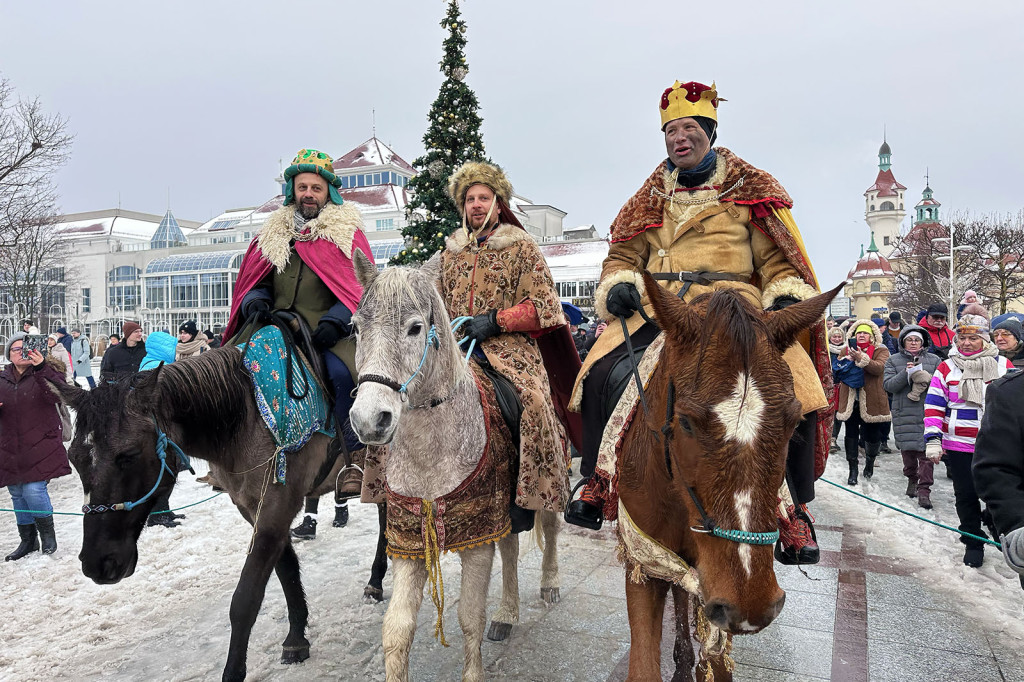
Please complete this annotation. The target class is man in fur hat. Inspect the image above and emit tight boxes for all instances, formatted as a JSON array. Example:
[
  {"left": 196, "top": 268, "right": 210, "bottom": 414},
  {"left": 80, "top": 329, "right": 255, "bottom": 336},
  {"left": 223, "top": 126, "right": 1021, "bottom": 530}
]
[
  {"left": 436, "top": 161, "right": 580, "bottom": 524},
  {"left": 223, "top": 149, "right": 374, "bottom": 508},
  {"left": 566, "top": 81, "right": 833, "bottom": 565}
]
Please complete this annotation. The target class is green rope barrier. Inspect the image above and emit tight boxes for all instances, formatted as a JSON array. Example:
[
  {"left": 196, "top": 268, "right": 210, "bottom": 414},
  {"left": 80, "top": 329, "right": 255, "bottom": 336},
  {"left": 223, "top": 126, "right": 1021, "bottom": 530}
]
[
  {"left": 0, "top": 492, "right": 225, "bottom": 518},
  {"left": 820, "top": 477, "right": 1001, "bottom": 548}
]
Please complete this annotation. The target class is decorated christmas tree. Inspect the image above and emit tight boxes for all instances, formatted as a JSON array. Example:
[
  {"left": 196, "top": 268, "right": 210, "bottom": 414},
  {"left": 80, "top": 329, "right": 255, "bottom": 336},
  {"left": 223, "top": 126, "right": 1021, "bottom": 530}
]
[{"left": 392, "top": 0, "right": 487, "bottom": 265}]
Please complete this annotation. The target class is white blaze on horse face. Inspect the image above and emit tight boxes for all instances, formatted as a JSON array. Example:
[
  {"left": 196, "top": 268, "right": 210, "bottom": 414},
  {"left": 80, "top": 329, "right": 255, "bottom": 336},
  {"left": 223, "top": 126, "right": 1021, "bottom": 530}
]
[
  {"left": 734, "top": 489, "right": 753, "bottom": 577},
  {"left": 713, "top": 372, "right": 765, "bottom": 446}
]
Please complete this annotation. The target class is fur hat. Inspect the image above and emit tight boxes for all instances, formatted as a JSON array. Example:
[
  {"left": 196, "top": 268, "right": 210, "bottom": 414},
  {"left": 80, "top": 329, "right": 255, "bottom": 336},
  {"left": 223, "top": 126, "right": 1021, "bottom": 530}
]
[
  {"left": 447, "top": 161, "right": 513, "bottom": 213},
  {"left": 121, "top": 320, "right": 142, "bottom": 338}
]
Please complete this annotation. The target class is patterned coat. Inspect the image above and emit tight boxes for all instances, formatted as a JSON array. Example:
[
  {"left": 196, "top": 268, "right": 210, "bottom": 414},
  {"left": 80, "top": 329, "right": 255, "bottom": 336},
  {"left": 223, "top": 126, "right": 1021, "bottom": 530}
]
[{"left": 439, "top": 223, "right": 570, "bottom": 513}]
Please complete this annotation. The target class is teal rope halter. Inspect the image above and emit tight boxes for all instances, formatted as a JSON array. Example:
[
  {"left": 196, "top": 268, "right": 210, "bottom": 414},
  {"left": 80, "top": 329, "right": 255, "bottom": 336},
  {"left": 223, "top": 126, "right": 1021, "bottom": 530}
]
[
  {"left": 711, "top": 527, "right": 780, "bottom": 545},
  {"left": 81, "top": 419, "right": 193, "bottom": 515}
]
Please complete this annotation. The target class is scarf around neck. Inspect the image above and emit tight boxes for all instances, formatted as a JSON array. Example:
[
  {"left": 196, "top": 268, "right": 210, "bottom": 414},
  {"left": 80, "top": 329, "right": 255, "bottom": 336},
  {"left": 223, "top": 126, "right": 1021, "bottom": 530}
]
[
  {"left": 949, "top": 343, "right": 1001, "bottom": 406},
  {"left": 666, "top": 149, "right": 718, "bottom": 187}
]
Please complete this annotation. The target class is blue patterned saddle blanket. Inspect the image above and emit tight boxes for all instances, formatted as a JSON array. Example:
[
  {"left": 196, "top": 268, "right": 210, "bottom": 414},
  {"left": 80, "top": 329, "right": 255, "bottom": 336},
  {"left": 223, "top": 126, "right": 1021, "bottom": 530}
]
[{"left": 238, "top": 326, "right": 334, "bottom": 484}]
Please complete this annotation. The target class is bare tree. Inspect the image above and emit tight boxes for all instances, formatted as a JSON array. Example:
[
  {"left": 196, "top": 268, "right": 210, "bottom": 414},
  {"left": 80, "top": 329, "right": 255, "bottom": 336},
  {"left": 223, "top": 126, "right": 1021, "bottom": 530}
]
[
  {"left": 0, "top": 76, "right": 74, "bottom": 328},
  {"left": 958, "top": 211, "right": 1024, "bottom": 315}
]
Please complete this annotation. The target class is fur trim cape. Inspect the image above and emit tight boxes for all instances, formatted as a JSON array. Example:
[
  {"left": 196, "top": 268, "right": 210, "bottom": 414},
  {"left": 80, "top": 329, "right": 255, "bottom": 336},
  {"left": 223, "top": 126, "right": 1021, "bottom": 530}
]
[{"left": 222, "top": 202, "right": 373, "bottom": 341}]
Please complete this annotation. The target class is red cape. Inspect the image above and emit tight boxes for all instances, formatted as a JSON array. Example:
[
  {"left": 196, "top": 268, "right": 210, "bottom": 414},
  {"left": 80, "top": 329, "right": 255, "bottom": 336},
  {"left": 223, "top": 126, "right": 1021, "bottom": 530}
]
[
  {"left": 223, "top": 230, "right": 374, "bottom": 341},
  {"left": 537, "top": 325, "right": 584, "bottom": 452}
]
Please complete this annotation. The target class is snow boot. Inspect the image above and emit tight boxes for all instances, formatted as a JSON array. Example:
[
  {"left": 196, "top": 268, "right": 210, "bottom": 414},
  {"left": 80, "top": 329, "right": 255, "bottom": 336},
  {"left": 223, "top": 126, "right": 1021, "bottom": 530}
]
[
  {"left": 146, "top": 512, "right": 180, "bottom": 528},
  {"left": 905, "top": 478, "right": 918, "bottom": 498},
  {"left": 880, "top": 441, "right": 893, "bottom": 454},
  {"left": 35, "top": 516, "right": 57, "bottom": 555},
  {"left": 845, "top": 438, "right": 859, "bottom": 485},
  {"left": 963, "top": 547, "right": 984, "bottom": 568},
  {"left": 829, "top": 437, "right": 840, "bottom": 454},
  {"left": 291, "top": 515, "right": 317, "bottom": 540},
  {"left": 332, "top": 503, "right": 349, "bottom": 528},
  {"left": 917, "top": 490, "right": 932, "bottom": 509},
  {"left": 863, "top": 442, "right": 879, "bottom": 479},
  {"left": 5, "top": 523, "right": 39, "bottom": 561}
]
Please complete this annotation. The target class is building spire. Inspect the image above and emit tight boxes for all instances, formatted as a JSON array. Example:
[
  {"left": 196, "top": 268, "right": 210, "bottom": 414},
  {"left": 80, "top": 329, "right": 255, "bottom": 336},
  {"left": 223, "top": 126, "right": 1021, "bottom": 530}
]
[
  {"left": 867, "top": 231, "right": 879, "bottom": 253},
  {"left": 860, "top": 243, "right": 864, "bottom": 258}
]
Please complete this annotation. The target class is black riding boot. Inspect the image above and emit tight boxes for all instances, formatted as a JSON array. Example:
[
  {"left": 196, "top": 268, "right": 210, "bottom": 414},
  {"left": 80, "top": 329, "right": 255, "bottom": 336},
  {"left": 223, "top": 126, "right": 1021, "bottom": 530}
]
[
  {"left": 5, "top": 523, "right": 39, "bottom": 561},
  {"left": 863, "top": 441, "right": 880, "bottom": 479},
  {"left": 36, "top": 516, "right": 57, "bottom": 554},
  {"left": 845, "top": 437, "right": 859, "bottom": 485}
]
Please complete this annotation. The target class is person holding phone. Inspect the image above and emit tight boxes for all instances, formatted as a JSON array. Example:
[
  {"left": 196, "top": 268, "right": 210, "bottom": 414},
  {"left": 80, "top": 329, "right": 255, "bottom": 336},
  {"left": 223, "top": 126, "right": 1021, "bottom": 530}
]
[
  {"left": 834, "top": 320, "right": 891, "bottom": 485},
  {"left": 0, "top": 332, "right": 72, "bottom": 560}
]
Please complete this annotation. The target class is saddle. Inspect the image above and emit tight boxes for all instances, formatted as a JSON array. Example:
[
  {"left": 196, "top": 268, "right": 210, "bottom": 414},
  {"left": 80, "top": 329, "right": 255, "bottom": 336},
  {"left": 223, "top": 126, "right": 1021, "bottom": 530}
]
[
  {"left": 474, "top": 357, "right": 534, "bottom": 533},
  {"left": 601, "top": 334, "right": 655, "bottom": 423}
]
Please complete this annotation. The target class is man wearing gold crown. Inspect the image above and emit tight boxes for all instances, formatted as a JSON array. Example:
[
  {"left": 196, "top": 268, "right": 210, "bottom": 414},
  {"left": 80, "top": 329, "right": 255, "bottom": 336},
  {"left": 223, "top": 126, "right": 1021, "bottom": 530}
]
[
  {"left": 435, "top": 161, "right": 581, "bottom": 523},
  {"left": 564, "top": 82, "right": 834, "bottom": 565},
  {"left": 223, "top": 149, "right": 375, "bottom": 522}
]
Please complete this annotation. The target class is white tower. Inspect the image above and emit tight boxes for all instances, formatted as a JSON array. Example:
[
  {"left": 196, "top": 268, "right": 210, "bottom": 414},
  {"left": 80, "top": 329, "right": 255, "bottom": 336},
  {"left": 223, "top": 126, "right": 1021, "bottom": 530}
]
[{"left": 863, "top": 139, "right": 907, "bottom": 256}]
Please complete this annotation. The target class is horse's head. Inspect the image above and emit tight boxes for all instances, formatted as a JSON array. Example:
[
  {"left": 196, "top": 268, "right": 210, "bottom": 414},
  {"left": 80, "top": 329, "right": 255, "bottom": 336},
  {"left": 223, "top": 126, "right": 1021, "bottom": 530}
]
[
  {"left": 641, "top": 273, "right": 841, "bottom": 634},
  {"left": 48, "top": 371, "right": 176, "bottom": 584},
  {"left": 349, "top": 250, "right": 464, "bottom": 444}
]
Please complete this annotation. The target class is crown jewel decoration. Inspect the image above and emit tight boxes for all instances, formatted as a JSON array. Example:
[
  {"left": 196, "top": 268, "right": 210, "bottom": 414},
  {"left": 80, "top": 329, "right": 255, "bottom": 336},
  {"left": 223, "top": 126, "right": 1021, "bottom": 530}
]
[{"left": 659, "top": 81, "right": 723, "bottom": 129}]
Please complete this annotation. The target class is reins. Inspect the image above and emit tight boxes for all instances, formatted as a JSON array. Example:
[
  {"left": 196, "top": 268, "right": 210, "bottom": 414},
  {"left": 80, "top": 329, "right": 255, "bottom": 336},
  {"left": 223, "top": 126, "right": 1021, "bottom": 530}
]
[{"left": 82, "top": 417, "right": 194, "bottom": 515}]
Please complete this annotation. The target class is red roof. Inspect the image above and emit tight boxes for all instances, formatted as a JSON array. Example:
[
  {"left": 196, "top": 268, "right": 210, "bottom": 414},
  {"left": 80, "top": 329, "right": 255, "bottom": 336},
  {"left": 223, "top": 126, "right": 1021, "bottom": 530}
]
[
  {"left": 338, "top": 185, "right": 409, "bottom": 212},
  {"left": 334, "top": 137, "right": 416, "bottom": 174},
  {"left": 865, "top": 168, "right": 907, "bottom": 197},
  {"left": 848, "top": 250, "right": 894, "bottom": 279}
]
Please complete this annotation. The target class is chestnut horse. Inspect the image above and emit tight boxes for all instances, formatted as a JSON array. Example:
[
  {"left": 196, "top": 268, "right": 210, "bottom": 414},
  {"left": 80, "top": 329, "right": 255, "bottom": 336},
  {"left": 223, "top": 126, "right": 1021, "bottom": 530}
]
[{"left": 615, "top": 272, "right": 840, "bottom": 681}]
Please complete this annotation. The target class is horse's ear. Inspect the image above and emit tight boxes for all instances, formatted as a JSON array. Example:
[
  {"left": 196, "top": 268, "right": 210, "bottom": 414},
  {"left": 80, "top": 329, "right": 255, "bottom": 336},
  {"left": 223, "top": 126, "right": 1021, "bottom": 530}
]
[
  {"left": 353, "top": 248, "right": 377, "bottom": 288},
  {"left": 421, "top": 252, "right": 442, "bottom": 281},
  {"left": 641, "top": 270, "right": 697, "bottom": 339},
  {"left": 45, "top": 377, "right": 90, "bottom": 412},
  {"left": 764, "top": 282, "right": 844, "bottom": 352}
]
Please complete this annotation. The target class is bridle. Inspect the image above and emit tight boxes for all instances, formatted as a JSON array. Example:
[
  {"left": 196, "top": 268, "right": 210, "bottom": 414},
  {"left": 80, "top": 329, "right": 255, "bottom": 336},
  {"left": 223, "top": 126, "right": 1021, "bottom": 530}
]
[
  {"left": 620, "top": 313, "right": 779, "bottom": 547},
  {"left": 81, "top": 418, "right": 194, "bottom": 515}
]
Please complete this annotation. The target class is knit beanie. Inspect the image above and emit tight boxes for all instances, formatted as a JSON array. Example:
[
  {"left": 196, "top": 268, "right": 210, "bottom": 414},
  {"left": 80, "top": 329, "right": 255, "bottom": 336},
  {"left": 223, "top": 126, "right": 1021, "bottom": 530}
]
[
  {"left": 121, "top": 321, "right": 142, "bottom": 338},
  {"left": 6, "top": 331, "right": 27, "bottom": 359},
  {"left": 854, "top": 323, "right": 874, "bottom": 335},
  {"left": 956, "top": 314, "right": 990, "bottom": 340},
  {"left": 994, "top": 317, "right": 1024, "bottom": 343},
  {"left": 179, "top": 320, "right": 199, "bottom": 338}
]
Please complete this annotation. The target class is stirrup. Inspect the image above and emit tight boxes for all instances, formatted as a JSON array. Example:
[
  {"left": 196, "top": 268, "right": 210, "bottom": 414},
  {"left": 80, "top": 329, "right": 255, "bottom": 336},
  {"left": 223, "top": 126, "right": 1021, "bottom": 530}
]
[{"left": 563, "top": 477, "right": 604, "bottom": 531}]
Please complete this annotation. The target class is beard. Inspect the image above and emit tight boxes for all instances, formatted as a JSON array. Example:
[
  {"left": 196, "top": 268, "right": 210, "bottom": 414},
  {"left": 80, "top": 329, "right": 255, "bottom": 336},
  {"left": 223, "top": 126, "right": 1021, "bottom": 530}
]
[{"left": 298, "top": 198, "right": 325, "bottom": 219}]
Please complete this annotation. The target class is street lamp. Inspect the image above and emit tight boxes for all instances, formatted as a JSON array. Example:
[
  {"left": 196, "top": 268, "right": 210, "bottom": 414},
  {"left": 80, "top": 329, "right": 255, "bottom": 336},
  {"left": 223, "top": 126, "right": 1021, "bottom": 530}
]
[{"left": 933, "top": 223, "right": 974, "bottom": 315}]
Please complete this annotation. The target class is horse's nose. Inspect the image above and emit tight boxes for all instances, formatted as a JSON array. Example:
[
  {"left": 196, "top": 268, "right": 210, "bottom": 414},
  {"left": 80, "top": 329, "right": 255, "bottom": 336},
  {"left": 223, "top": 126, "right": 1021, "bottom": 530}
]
[
  {"left": 376, "top": 410, "right": 393, "bottom": 432},
  {"left": 706, "top": 592, "right": 785, "bottom": 634}
]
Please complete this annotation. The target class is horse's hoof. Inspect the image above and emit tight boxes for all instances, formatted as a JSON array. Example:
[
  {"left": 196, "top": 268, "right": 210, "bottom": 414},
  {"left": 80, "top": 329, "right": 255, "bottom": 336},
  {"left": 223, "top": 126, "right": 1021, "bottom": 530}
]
[
  {"left": 281, "top": 644, "right": 310, "bottom": 664},
  {"left": 487, "top": 620, "right": 513, "bottom": 641},
  {"left": 363, "top": 585, "right": 385, "bottom": 603},
  {"left": 540, "top": 587, "right": 560, "bottom": 605}
]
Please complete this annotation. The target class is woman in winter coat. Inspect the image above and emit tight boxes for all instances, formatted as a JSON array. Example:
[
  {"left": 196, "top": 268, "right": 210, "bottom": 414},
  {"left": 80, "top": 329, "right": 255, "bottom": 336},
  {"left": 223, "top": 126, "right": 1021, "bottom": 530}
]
[
  {"left": 924, "top": 313, "right": 1013, "bottom": 568},
  {"left": 175, "top": 320, "right": 209, "bottom": 361},
  {"left": 45, "top": 333, "right": 74, "bottom": 383},
  {"left": 827, "top": 326, "right": 846, "bottom": 453},
  {"left": 835, "top": 320, "right": 891, "bottom": 485},
  {"left": 991, "top": 314, "right": 1024, "bottom": 369},
  {"left": 882, "top": 326, "right": 941, "bottom": 509},
  {"left": 70, "top": 330, "right": 95, "bottom": 388},
  {"left": 0, "top": 332, "right": 72, "bottom": 560}
]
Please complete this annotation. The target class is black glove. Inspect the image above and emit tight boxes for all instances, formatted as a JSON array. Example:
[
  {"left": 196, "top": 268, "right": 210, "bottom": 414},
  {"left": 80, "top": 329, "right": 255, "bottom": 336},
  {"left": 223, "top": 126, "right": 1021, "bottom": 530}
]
[
  {"left": 463, "top": 310, "right": 501, "bottom": 345},
  {"left": 311, "top": 321, "right": 343, "bottom": 352},
  {"left": 767, "top": 295, "right": 800, "bottom": 312},
  {"left": 605, "top": 282, "right": 642, "bottom": 318},
  {"left": 244, "top": 298, "right": 272, "bottom": 324}
]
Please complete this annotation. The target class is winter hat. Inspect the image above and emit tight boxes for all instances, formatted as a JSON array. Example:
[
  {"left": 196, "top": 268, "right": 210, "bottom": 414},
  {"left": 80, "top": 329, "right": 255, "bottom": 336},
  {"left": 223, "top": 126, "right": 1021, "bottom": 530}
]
[
  {"left": 283, "top": 148, "right": 343, "bottom": 207},
  {"left": 447, "top": 161, "right": 514, "bottom": 212},
  {"left": 956, "top": 314, "right": 990, "bottom": 339},
  {"left": 903, "top": 331, "right": 925, "bottom": 344},
  {"left": 960, "top": 303, "right": 989, "bottom": 318},
  {"left": 888, "top": 312, "right": 902, "bottom": 326},
  {"left": 854, "top": 323, "right": 874, "bottom": 335},
  {"left": 960, "top": 290, "right": 979, "bottom": 304},
  {"left": 56, "top": 326, "right": 68, "bottom": 336},
  {"left": 121, "top": 321, "right": 142, "bottom": 338},
  {"left": 5, "top": 331, "right": 27, "bottom": 359},
  {"left": 202, "top": 329, "right": 215, "bottom": 341},
  {"left": 993, "top": 317, "right": 1024, "bottom": 343},
  {"left": 870, "top": 316, "right": 885, "bottom": 328},
  {"left": 178, "top": 320, "right": 199, "bottom": 338},
  {"left": 926, "top": 302, "right": 948, "bottom": 318}
]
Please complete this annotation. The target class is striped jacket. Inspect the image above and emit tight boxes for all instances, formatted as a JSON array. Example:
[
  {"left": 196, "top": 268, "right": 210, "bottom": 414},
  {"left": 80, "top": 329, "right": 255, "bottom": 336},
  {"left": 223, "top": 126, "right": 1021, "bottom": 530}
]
[{"left": 924, "top": 353, "right": 1013, "bottom": 453}]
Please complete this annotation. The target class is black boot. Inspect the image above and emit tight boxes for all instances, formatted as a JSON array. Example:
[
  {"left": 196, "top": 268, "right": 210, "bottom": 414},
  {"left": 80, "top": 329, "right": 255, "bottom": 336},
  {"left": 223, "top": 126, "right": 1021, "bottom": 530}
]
[
  {"left": 146, "top": 512, "right": 180, "bottom": 528},
  {"left": 863, "top": 442, "right": 879, "bottom": 479},
  {"left": 5, "top": 523, "right": 39, "bottom": 561},
  {"left": 332, "top": 503, "right": 349, "bottom": 528},
  {"left": 291, "top": 515, "right": 317, "bottom": 540},
  {"left": 35, "top": 516, "right": 57, "bottom": 555},
  {"left": 845, "top": 438, "right": 859, "bottom": 485}
]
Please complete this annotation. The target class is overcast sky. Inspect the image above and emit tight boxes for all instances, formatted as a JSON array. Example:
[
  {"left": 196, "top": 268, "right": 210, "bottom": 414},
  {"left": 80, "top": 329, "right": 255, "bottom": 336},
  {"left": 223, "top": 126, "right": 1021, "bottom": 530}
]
[{"left": 2, "top": 1, "right": 1022, "bottom": 287}]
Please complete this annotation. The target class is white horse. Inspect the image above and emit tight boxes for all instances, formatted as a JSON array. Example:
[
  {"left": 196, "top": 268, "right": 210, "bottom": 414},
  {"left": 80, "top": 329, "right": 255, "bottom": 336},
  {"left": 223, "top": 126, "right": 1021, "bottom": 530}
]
[{"left": 349, "top": 252, "right": 561, "bottom": 682}]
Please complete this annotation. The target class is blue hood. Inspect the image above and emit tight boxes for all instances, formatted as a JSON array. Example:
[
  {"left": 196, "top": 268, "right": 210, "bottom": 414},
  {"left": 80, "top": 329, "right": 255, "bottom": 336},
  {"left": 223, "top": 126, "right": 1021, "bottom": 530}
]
[{"left": 139, "top": 331, "right": 177, "bottom": 370}]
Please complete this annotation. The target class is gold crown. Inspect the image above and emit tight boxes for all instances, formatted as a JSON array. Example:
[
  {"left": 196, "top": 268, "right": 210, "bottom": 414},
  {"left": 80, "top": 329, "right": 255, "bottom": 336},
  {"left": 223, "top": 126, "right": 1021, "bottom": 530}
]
[{"left": 659, "top": 81, "right": 722, "bottom": 129}]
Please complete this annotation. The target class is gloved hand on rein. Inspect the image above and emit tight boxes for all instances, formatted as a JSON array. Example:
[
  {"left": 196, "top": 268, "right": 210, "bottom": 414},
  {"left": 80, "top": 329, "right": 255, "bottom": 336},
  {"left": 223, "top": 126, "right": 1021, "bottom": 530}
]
[
  {"left": 606, "top": 282, "right": 642, "bottom": 318},
  {"left": 312, "top": 321, "right": 344, "bottom": 352},
  {"left": 462, "top": 310, "right": 501, "bottom": 346},
  {"left": 245, "top": 298, "right": 273, "bottom": 325},
  {"left": 767, "top": 295, "right": 800, "bottom": 312}
]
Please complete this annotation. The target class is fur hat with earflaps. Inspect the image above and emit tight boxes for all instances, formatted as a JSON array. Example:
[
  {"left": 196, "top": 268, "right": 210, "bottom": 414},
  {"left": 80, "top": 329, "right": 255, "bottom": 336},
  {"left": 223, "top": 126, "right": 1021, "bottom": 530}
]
[{"left": 447, "top": 161, "right": 514, "bottom": 214}]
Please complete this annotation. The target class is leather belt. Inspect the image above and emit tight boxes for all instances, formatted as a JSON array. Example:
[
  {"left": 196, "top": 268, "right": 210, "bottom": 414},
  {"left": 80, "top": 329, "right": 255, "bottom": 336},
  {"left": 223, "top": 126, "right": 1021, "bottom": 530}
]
[{"left": 650, "top": 271, "right": 749, "bottom": 299}]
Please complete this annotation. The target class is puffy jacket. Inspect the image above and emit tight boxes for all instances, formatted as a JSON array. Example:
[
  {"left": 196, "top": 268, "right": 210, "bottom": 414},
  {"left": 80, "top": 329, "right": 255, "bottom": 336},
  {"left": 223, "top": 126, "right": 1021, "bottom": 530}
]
[
  {"left": 0, "top": 362, "right": 72, "bottom": 487},
  {"left": 882, "top": 325, "right": 941, "bottom": 451},
  {"left": 139, "top": 332, "right": 177, "bottom": 371}
]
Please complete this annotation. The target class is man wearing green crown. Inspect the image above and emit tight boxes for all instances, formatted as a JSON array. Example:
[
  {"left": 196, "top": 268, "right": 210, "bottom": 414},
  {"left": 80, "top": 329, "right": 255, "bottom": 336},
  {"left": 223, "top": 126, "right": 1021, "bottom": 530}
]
[
  {"left": 224, "top": 149, "right": 375, "bottom": 530},
  {"left": 565, "top": 81, "right": 834, "bottom": 566}
]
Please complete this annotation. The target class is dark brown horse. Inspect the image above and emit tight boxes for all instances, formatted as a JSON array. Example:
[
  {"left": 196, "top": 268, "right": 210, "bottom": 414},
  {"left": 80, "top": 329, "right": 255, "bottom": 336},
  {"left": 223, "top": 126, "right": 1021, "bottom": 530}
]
[
  {"left": 616, "top": 273, "right": 840, "bottom": 681},
  {"left": 48, "top": 346, "right": 388, "bottom": 682}
]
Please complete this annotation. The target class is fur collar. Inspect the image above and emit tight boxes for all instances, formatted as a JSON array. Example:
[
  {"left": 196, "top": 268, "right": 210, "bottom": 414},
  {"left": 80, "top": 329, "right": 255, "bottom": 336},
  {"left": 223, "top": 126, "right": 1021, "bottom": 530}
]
[
  {"left": 845, "top": 318, "right": 884, "bottom": 347},
  {"left": 256, "top": 202, "right": 364, "bottom": 272},
  {"left": 445, "top": 223, "right": 531, "bottom": 253}
]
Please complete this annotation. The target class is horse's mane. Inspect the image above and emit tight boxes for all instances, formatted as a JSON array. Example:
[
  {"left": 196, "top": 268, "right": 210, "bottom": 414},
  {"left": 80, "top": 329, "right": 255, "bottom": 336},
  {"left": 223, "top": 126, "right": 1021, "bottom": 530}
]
[{"left": 687, "top": 289, "right": 767, "bottom": 380}]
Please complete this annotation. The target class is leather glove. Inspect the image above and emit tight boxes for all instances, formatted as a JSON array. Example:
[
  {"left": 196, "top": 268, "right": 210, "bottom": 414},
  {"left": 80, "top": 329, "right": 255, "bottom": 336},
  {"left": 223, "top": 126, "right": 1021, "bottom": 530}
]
[
  {"left": 605, "top": 282, "right": 642, "bottom": 318},
  {"left": 244, "top": 298, "right": 272, "bottom": 324},
  {"left": 311, "top": 321, "right": 343, "bottom": 352},
  {"left": 925, "top": 439, "right": 944, "bottom": 463},
  {"left": 767, "top": 295, "right": 800, "bottom": 312},
  {"left": 1002, "top": 527, "right": 1024, "bottom": 576},
  {"left": 463, "top": 310, "right": 501, "bottom": 345}
]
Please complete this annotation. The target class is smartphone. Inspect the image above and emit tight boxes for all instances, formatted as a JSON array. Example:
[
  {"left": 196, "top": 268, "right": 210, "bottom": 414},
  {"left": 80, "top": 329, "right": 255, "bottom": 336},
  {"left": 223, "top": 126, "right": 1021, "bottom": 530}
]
[
  {"left": 21, "top": 334, "right": 49, "bottom": 359},
  {"left": 848, "top": 338, "right": 858, "bottom": 350}
]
